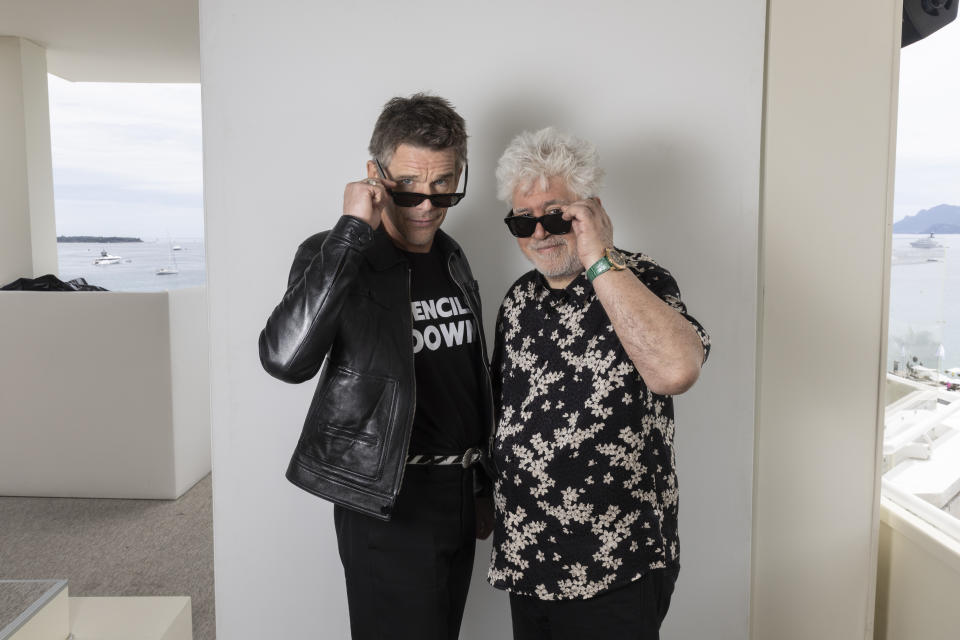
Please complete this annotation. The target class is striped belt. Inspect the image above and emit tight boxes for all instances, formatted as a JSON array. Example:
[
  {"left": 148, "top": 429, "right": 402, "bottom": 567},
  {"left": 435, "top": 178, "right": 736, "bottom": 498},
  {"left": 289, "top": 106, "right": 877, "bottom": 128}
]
[{"left": 406, "top": 447, "right": 482, "bottom": 469}]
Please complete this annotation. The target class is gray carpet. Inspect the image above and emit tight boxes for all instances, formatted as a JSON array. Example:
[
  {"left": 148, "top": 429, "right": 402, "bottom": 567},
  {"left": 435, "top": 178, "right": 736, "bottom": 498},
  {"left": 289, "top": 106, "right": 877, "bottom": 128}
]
[{"left": 0, "top": 474, "right": 214, "bottom": 640}]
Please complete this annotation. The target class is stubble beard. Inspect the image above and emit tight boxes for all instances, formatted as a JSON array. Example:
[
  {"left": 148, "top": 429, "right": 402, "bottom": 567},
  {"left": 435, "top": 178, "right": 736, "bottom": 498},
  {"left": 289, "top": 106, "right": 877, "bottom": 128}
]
[
  {"left": 525, "top": 238, "right": 583, "bottom": 280},
  {"left": 385, "top": 208, "right": 444, "bottom": 251}
]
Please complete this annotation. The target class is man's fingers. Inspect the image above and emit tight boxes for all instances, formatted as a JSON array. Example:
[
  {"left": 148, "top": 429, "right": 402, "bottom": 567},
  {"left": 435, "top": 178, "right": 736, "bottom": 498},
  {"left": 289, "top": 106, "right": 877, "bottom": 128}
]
[
  {"left": 562, "top": 200, "right": 600, "bottom": 223},
  {"left": 566, "top": 198, "right": 603, "bottom": 216},
  {"left": 353, "top": 177, "right": 396, "bottom": 207},
  {"left": 363, "top": 176, "right": 398, "bottom": 189},
  {"left": 358, "top": 176, "right": 397, "bottom": 192},
  {"left": 561, "top": 203, "right": 588, "bottom": 221}
]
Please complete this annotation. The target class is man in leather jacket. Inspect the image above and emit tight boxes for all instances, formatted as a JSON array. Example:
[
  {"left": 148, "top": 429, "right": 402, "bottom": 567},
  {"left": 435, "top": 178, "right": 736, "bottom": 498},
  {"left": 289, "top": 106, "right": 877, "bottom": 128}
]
[{"left": 259, "top": 94, "right": 494, "bottom": 640}]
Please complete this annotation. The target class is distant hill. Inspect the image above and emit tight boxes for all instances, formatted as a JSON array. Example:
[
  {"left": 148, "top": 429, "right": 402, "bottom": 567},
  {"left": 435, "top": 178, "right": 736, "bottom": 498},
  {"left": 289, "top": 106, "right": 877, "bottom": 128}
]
[
  {"left": 924, "top": 223, "right": 960, "bottom": 234},
  {"left": 57, "top": 235, "right": 143, "bottom": 243},
  {"left": 893, "top": 204, "right": 960, "bottom": 234}
]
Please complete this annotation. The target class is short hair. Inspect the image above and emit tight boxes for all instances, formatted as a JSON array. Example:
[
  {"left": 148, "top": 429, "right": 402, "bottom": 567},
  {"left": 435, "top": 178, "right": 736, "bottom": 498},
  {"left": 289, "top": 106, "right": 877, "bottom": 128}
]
[
  {"left": 495, "top": 127, "right": 605, "bottom": 203},
  {"left": 368, "top": 94, "right": 468, "bottom": 170}
]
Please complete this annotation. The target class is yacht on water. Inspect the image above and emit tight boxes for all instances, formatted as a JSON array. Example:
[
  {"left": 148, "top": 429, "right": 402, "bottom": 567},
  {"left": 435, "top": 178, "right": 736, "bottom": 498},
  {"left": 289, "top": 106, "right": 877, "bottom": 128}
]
[
  {"left": 910, "top": 233, "right": 943, "bottom": 249},
  {"left": 93, "top": 250, "right": 122, "bottom": 265}
]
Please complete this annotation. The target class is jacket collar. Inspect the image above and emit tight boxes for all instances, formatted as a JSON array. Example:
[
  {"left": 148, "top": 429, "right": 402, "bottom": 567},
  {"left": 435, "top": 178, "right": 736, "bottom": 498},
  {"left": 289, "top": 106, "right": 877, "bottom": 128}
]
[{"left": 363, "top": 225, "right": 462, "bottom": 271}]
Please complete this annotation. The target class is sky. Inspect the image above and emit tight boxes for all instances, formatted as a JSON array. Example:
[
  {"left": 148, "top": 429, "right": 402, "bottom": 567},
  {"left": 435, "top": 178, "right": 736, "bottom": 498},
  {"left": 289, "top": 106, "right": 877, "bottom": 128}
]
[
  {"left": 44, "top": 20, "right": 958, "bottom": 237},
  {"left": 48, "top": 75, "right": 203, "bottom": 240},
  {"left": 895, "top": 19, "right": 960, "bottom": 222}
]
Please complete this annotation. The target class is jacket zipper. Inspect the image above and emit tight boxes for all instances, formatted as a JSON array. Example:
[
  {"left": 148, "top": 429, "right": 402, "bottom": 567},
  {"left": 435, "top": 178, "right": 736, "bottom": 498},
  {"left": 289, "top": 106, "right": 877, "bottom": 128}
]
[
  {"left": 447, "top": 254, "right": 496, "bottom": 464},
  {"left": 393, "top": 265, "right": 415, "bottom": 509}
]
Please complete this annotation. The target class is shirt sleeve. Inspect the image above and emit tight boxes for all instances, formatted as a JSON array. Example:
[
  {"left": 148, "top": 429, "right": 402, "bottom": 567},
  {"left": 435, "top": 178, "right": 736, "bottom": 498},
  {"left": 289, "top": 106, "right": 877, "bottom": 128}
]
[{"left": 629, "top": 253, "right": 711, "bottom": 364}]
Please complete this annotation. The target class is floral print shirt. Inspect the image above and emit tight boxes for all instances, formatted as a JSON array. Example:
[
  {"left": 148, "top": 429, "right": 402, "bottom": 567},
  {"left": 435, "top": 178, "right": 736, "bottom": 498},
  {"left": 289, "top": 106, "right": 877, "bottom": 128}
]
[{"left": 487, "top": 250, "right": 710, "bottom": 600}]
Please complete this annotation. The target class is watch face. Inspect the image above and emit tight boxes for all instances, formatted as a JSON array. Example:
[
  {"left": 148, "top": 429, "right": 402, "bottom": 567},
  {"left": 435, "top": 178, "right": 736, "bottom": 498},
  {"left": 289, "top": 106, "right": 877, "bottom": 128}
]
[{"left": 606, "top": 248, "right": 627, "bottom": 269}]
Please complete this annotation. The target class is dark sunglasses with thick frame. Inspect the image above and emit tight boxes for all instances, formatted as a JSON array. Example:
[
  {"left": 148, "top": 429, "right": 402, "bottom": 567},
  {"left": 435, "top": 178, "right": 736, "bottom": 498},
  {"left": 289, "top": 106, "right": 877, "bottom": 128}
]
[
  {"left": 503, "top": 209, "right": 573, "bottom": 238},
  {"left": 374, "top": 158, "right": 467, "bottom": 208}
]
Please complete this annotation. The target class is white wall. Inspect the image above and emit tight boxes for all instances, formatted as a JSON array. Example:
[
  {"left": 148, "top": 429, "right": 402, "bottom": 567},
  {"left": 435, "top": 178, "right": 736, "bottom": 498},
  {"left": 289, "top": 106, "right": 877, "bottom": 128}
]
[
  {"left": 875, "top": 499, "right": 960, "bottom": 639},
  {"left": 1, "top": 38, "right": 35, "bottom": 283},
  {"left": 0, "top": 37, "right": 57, "bottom": 284},
  {"left": 20, "top": 39, "right": 57, "bottom": 279},
  {"left": 0, "top": 288, "right": 210, "bottom": 499},
  {"left": 752, "top": 0, "right": 901, "bottom": 638},
  {"left": 201, "top": 1, "right": 765, "bottom": 638},
  {"left": 169, "top": 285, "right": 213, "bottom": 496}
]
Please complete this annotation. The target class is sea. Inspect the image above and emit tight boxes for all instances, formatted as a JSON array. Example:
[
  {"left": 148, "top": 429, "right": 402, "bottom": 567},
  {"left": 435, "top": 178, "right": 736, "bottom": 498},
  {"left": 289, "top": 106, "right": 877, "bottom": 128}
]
[
  {"left": 52, "top": 233, "right": 954, "bottom": 371},
  {"left": 888, "top": 234, "right": 960, "bottom": 373},
  {"left": 56, "top": 239, "right": 206, "bottom": 293}
]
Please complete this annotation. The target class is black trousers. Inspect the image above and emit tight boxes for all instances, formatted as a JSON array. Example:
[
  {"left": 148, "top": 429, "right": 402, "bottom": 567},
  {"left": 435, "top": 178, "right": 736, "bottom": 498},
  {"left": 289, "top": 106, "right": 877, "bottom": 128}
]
[
  {"left": 333, "top": 465, "right": 476, "bottom": 640},
  {"left": 508, "top": 567, "right": 680, "bottom": 640}
]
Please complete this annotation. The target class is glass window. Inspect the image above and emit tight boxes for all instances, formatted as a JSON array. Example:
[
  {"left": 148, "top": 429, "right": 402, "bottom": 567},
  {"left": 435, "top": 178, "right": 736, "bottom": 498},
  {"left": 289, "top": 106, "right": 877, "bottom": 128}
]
[
  {"left": 884, "top": 21, "right": 960, "bottom": 541},
  {"left": 48, "top": 75, "right": 205, "bottom": 292}
]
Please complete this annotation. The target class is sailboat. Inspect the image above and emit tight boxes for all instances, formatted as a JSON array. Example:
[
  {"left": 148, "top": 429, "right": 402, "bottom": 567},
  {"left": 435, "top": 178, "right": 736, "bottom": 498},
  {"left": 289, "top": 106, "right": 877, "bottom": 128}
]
[{"left": 156, "top": 239, "right": 180, "bottom": 276}]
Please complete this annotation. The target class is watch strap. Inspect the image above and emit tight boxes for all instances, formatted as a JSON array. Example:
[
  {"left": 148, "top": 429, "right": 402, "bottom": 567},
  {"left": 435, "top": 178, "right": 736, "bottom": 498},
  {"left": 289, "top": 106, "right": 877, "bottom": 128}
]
[{"left": 586, "top": 256, "right": 612, "bottom": 282}]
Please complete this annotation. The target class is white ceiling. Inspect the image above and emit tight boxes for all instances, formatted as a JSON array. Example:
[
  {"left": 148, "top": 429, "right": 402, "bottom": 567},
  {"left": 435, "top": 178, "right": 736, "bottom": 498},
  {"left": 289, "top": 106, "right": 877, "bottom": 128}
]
[{"left": 0, "top": 0, "right": 199, "bottom": 82}]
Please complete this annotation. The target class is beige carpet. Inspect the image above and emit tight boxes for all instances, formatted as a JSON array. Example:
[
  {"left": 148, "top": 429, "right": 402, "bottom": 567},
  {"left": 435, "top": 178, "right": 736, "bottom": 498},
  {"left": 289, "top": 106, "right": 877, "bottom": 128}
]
[{"left": 0, "top": 474, "right": 214, "bottom": 640}]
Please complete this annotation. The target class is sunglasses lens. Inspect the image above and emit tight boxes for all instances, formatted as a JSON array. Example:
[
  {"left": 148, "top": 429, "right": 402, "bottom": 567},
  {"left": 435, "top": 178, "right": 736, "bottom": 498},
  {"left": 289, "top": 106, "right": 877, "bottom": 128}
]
[
  {"left": 503, "top": 211, "right": 573, "bottom": 238},
  {"left": 504, "top": 215, "right": 537, "bottom": 237},
  {"left": 390, "top": 192, "right": 427, "bottom": 207},
  {"left": 503, "top": 211, "right": 572, "bottom": 237},
  {"left": 389, "top": 192, "right": 464, "bottom": 207},
  {"left": 540, "top": 212, "right": 572, "bottom": 235},
  {"left": 430, "top": 194, "right": 463, "bottom": 207}
]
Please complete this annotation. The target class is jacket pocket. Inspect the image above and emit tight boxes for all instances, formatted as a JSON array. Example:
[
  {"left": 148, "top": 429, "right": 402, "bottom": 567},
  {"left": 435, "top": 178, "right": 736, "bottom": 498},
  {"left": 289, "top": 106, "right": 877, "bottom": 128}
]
[{"left": 301, "top": 366, "right": 399, "bottom": 482}]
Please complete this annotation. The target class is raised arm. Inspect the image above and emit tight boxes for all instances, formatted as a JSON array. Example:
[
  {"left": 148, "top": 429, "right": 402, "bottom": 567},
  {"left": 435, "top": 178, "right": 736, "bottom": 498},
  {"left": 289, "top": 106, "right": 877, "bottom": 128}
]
[
  {"left": 259, "top": 172, "right": 398, "bottom": 383},
  {"left": 564, "top": 198, "right": 707, "bottom": 396},
  {"left": 258, "top": 216, "right": 375, "bottom": 383}
]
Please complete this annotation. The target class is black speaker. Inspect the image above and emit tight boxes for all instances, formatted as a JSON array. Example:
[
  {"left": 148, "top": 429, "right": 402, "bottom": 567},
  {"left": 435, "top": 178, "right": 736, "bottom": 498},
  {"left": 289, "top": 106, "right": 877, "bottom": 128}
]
[{"left": 903, "top": 0, "right": 958, "bottom": 47}]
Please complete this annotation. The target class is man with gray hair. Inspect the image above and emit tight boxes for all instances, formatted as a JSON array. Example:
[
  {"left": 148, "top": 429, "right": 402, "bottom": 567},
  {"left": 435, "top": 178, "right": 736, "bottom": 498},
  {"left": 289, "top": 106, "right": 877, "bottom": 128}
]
[
  {"left": 260, "top": 94, "right": 494, "bottom": 639},
  {"left": 487, "top": 127, "right": 710, "bottom": 639}
]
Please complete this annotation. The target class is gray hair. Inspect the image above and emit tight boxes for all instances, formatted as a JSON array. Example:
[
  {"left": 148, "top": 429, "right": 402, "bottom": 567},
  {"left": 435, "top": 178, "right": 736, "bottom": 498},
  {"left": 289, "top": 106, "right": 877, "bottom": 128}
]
[
  {"left": 495, "top": 127, "right": 605, "bottom": 203},
  {"left": 368, "top": 93, "right": 468, "bottom": 170}
]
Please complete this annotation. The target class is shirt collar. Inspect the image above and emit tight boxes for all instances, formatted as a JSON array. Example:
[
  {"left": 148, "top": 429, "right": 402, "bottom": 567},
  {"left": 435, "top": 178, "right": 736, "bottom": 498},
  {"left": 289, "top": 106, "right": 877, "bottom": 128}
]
[{"left": 533, "top": 269, "right": 592, "bottom": 306}]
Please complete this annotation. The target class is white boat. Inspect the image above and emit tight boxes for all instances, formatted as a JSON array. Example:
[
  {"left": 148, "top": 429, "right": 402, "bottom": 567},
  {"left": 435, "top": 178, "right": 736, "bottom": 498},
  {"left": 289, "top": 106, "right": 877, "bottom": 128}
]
[
  {"left": 910, "top": 233, "right": 942, "bottom": 249},
  {"left": 172, "top": 245, "right": 182, "bottom": 251},
  {"left": 156, "top": 240, "right": 180, "bottom": 276},
  {"left": 93, "top": 250, "right": 122, "bottom": 265}
]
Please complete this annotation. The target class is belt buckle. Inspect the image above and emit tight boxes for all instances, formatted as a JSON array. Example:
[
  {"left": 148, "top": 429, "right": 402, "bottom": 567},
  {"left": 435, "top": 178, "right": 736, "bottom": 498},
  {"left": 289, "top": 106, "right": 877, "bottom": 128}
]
[{"left": 461, "top": 447, "right": 480, "bottom": 469}]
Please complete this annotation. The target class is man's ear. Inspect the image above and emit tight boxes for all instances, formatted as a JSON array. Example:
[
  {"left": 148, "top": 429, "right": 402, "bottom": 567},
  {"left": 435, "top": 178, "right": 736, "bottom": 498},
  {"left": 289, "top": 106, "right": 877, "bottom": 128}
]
[
  {"left": 594, "top": 196, "right": 603, "bottom": 207},
  {"left": 366, "top": 160, "right": 378, "bottom": 179}
]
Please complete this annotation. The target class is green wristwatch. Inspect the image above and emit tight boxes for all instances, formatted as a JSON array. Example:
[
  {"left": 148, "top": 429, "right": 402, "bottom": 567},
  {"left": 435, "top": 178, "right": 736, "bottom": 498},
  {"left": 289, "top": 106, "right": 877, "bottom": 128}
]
[{"left": 586, "top": 248, "right": 627, "bottom": 282}]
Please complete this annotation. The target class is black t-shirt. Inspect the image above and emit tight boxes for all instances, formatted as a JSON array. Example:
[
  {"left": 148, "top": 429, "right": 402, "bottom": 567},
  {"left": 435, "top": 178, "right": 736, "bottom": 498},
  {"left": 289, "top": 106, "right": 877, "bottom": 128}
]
[{"left": 402, "top": 247, "right": 484, "bottom": 454}]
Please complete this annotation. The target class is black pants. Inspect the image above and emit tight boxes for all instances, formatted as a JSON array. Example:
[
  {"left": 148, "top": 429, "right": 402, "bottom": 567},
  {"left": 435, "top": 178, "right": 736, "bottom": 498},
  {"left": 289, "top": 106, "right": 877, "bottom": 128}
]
[
  {"left": 508, "top": 568, "right": 679, "bottom": 640},
  {"left": 333, "top": 465, "right": 476, "bottom": 640}
]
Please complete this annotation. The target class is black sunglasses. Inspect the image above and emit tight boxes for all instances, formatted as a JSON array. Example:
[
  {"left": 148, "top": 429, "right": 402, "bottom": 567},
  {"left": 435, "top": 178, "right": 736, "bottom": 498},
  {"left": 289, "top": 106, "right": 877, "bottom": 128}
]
[
  {"left": 375, "top": 158, "right": 467, "bottom": 208},
  {"left": 503, "top": 210, "right": 572, "bottom": 238}
]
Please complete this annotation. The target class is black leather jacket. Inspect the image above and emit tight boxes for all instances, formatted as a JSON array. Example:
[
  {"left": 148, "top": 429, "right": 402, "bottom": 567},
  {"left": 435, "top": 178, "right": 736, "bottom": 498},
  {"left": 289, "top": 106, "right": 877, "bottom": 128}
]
[{"left": 259, "top": 215, "right": 494, "bottom": 520}]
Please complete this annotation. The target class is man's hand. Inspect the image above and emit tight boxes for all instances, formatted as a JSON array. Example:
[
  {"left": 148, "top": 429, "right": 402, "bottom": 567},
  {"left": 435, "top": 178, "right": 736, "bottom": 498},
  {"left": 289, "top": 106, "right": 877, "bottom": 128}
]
[
  {"left": 343, "top": 176, "right": 396, "bottom": 230},
  {"left": 475, "top": 496, "right": 494, "bottom": 540},
  {"left": 562, "top": 197, "right": 615, "bottom": 268}
]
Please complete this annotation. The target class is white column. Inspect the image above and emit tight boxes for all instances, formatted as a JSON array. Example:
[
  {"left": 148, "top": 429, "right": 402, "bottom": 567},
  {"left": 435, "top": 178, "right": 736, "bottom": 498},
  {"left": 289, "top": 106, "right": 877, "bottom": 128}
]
[
  {"left": 753, "top": 0, "right": 900, "bottom": 638},
  {"left": 0, "top": 36, "right": 57, "bottom": 284}
]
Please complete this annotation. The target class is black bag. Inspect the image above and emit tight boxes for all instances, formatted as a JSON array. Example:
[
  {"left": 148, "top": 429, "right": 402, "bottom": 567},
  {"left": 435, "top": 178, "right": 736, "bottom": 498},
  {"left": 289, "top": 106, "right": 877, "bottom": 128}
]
[{"left": 1, "top": 274, "right": 108, "bottom": 292}]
